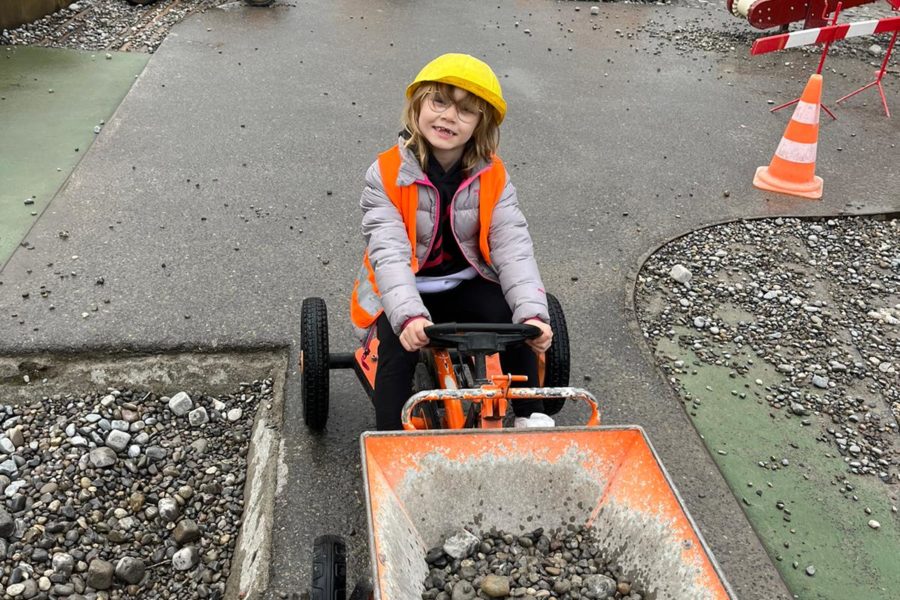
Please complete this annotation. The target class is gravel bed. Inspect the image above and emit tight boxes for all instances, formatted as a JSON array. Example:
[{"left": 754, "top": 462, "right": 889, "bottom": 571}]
[
  {"left": 422, "top": 526, "right": 643, "bottom": 600},
  {"left": 635, "top": 217, "right": 899, "bottom": 483},
  {"left": 0, "top": 0, "right": 236, "bottom": 54},
  {"left": 0, "top": 379, "right": 269, "bottom": 598},
  {"left": 637, "top": 11, "right": 900, "bottom": 61}
]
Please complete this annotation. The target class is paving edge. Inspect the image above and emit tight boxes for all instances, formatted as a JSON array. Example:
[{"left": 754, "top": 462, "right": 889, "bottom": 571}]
[{"left": 0, "top": 348, "right": 289, "bottom": 600}]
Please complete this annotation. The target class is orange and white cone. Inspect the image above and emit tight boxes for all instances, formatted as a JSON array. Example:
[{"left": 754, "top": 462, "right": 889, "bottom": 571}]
[{"left": 754, "top": 74, "right": 824, "bottom": 200}]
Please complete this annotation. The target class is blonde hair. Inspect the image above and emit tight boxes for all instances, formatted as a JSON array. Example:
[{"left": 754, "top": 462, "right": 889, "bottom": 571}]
[{"left": 401, "top": 82, "right": 500, "bottom": 172}]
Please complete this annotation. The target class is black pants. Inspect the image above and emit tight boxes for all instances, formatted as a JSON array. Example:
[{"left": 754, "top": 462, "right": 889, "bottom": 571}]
[{"left": 373, "top": 277, "right": 543, "bottom": 431}]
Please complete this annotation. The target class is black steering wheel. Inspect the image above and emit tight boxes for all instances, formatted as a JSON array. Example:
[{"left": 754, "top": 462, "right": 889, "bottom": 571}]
[{"left": 424, "top": 323, "right": 541, "bottom": 354}]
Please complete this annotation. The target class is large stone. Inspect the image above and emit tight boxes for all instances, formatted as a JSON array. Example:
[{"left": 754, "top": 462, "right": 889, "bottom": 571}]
[
  {"left": 19, "top": 579, "right": 38, "bottom": 599},
  {"left": 114, "top": 557, "right": 146, "bottom": 584},
  {"left": 0, "top": 507, "right": 14, "bottom": 538},
  {"left": 669, "top": 264, "right": 692, "bottom": 284},
  {"left": 450, "top": 580, "right": 476, "bottom": 600},
  {"left": 52, "top": 552, "right": 75, "bottom": 577},
  {"left": 89, "top": 447, "right": 117, "bottom": 468},
  {"left": 479, "top": 575, "right": 510, "bottom": 597},
  {"left": 6, "top": 428, "right": 24, "bottom": 448},
  {"left": 86, "top": 559, "right": 114, "bottom": 590},
  {"left": 105, "top": 430, "right": 131, "bottom": 453},
  {"left": 168, "top": 392, "right": 193, "bottom": 416},
  {"left": 0, "top": 459, "right": 17, "bottom": 477},
  {"left": 443, "top": 529, "right": 479, "bottom": 559},
  {"left": 173, "top": 519, "right": 201, "bottom": 545},
  {"left": 6, "top": 583, "right": 25, "bottom": 597},
  {"left": 188, "top": 407, "right": 209, "bottom": 427},
  {"left": 172, "top": 546, "right": 200, "bottom": 571},
  {"left": 157, "top": 498, "right": 179, "bottom": 523},
  {"left": 582, "top": 574, "right": 617, "bottom": 599},
  {"left": 145, "top": 446, "right": 167, "bottom": 461}
]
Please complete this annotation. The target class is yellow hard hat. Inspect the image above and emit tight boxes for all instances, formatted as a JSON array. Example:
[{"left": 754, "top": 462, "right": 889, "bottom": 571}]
[{"left": 406, "top": 53, "right": 506, "bottom": 125}]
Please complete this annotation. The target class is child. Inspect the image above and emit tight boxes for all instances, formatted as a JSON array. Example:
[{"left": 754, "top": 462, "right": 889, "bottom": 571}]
[{"left": 350, "top": 53, "right": 554, "bottom": 431}]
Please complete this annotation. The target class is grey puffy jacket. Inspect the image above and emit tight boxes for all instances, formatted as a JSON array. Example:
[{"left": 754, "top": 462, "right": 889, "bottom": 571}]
[{"left": 355, "top": 139, "right": 548, "bottom": 337}]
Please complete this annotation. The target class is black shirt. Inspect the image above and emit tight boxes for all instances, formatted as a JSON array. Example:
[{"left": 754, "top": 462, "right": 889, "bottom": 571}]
[{"left": 418, "top": 158, "right": 469, "bottom": 277}]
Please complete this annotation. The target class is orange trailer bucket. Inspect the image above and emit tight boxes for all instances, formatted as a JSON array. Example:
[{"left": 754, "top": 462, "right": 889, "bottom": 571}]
[{"left": 361, "top": 427, "right": 735, "bottom": 600}]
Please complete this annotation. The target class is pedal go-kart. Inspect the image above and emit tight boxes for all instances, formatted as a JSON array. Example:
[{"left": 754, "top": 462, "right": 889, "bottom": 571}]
[
  {"left": 299, "top": 293, "right": 599, "bottom": 432},
  {"left": 298, "top": 296, "right": 733, "bottom": 600}
]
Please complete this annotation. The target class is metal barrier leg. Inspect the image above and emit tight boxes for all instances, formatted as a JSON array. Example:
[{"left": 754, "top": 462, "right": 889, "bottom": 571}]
[{"left": 836, "top": 29, "right": 898, "bottom": 118}]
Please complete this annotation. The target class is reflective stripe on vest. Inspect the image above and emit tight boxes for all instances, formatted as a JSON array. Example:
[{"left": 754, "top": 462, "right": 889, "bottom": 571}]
[{"left": 350, "top": 145, "right": 506, "bottom": 330}]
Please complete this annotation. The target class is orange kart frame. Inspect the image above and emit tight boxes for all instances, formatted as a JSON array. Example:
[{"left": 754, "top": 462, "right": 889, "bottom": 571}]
[{"left": 351, "top": 323, "right": 600, "bottom": 431}]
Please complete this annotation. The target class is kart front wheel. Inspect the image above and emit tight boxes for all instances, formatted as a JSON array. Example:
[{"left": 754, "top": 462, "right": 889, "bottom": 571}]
[
  {"left": 312, "top": 535, "right": 347, "bottom": 600},
  {"left": 542, "top": 292, "right": 570, "bottom": 416},
  {"left": 301, "top": 297, "right": 330, "bottom": 431}
]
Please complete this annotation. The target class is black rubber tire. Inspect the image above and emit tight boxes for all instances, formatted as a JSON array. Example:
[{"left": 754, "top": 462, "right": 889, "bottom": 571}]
[
  {"left": 301, "top": 297, "right": 330, "bottom": 431},
  {"left": 542, "top": 292, "right": 571, "bottom": 416},
  {"left": 349, "top": 580, "right": 373, "bottom": 600},
  {"left": 413, "top": 360, "right": 442, "bottom": 429},
  {"left": 312, "top": 535, "right": 347, "bottom": 600}
]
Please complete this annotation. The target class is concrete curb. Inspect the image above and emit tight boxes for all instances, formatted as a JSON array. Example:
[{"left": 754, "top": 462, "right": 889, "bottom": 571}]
[{"left": 228, "top": 351, "right": 288, "bottom": 599}]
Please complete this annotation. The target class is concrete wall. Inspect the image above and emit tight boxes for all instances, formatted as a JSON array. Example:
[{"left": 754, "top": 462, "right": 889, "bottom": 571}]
[{"left": 1, "top": 0, "right": 73, "bottom": 30}]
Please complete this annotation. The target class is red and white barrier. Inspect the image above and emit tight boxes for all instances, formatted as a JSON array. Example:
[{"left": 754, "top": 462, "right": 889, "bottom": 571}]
[{"left": 751, "top": 15, "right": 900, "bottom": 55}]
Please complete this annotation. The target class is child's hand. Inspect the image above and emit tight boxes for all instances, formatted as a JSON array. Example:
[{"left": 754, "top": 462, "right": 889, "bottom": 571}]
[
  {"left": 400, "top": 317, "right": 433, "bottom": 352},
  {"left": 524, "top": 318, "right": 553, "bottom": 354}
]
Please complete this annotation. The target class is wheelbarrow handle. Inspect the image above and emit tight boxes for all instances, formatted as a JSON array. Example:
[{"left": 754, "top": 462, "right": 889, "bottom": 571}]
[{"left": 401, "top": 387, "right": 601, "bottom": 430}]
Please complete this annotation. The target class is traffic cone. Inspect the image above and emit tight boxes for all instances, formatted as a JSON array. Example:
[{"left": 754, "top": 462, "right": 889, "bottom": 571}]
[{"left": 754, "top": 74, "right": 824, "bottom": 199}]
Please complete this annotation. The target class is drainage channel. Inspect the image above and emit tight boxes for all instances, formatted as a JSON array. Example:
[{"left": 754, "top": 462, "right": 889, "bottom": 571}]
[{"left": 0, "top": 350, "right": 288, "bottom": 599}]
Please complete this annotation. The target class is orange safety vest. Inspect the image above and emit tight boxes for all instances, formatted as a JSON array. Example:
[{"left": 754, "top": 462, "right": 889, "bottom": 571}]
[{"left": 350, "top": 145, "right": 507, "bottom": 330}]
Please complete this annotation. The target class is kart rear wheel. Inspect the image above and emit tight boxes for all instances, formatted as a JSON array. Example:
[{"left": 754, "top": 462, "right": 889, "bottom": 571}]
[
  {"left": 542, "top": 292, "right": 570, "bottom": 416},
  {"left": 413, "top": 360, "right": 442, "bottom": 429},
  {"left": 312, "top": 535, "right": 347, "bottom": 600},
  {"left": 301, "top": 297, "right": 330, "bottom": 431}
]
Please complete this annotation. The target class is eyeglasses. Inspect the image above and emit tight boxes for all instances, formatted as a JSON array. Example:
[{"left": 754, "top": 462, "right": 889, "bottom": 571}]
[{"left": 425, "top": 91, "right": 483, "bottom": 123}]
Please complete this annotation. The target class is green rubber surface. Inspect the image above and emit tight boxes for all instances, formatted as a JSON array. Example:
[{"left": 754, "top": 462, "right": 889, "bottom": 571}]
[
  {"left": 0, "top": 46, "right": 148, "bottom": 267},
  {"left": 655, "top": 334, "right": 899, "bottom": 600}
]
